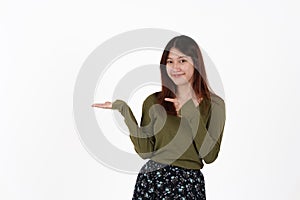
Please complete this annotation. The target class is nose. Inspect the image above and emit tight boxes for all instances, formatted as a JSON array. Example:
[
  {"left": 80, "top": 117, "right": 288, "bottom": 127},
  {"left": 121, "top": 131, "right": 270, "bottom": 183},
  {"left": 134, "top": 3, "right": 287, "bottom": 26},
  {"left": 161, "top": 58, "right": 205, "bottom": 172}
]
[{"left": 173, "top": 61, "right": 181, "bottom": 71}]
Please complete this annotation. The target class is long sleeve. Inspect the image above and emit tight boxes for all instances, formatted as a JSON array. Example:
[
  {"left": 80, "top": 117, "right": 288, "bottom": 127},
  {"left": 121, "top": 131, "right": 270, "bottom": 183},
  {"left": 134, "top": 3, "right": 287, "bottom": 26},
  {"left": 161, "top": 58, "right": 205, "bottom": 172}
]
[
  {"left": 180, "top": 96, "right": 226, "bottom": 164},
  {"left": 111, "top": 98, "right": 156, "bottom": 159}
]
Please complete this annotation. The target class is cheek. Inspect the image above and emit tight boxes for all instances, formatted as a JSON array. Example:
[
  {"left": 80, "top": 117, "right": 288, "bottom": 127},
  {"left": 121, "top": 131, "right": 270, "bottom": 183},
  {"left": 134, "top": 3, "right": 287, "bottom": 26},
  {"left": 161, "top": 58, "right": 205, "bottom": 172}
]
[
  {"left": 185, "top": 66, "right": 194, "bottom": 77},
  {"left": 166, "top": 67, "right": 172, "bottom": 76}
]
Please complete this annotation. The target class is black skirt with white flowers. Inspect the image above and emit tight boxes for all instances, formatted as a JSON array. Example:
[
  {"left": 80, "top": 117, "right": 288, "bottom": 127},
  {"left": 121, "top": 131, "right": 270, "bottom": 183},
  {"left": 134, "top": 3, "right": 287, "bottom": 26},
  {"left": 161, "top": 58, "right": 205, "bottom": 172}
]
[{"left": 132, "top": 159, "right": 206, "bottom": 200}]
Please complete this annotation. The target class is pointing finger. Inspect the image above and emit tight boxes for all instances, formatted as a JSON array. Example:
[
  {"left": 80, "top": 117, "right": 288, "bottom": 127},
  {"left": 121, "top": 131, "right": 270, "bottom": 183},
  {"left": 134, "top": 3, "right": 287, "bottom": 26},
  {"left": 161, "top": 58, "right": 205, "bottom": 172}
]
[
  {"left": 164, "top": 98, "right": 176, "bottom": 102},
  {"left": 164, "top": 98, "right": 180, "bottom": 105}
]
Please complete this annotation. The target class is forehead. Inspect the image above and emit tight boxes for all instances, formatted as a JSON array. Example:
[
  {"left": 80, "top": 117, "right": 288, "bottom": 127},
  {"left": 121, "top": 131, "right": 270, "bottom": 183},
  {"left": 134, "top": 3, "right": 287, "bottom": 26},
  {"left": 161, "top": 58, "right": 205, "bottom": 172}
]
[{"left": 167, "top": 48, "right": 190, "bottom": 59}]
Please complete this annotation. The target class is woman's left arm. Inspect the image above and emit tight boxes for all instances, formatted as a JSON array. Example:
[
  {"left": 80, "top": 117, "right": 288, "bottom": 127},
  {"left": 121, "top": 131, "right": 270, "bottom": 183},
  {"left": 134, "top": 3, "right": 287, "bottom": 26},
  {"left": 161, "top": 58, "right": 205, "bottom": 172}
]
[{"left": 180, "top": 97, "right": 226, "bottom": 164}]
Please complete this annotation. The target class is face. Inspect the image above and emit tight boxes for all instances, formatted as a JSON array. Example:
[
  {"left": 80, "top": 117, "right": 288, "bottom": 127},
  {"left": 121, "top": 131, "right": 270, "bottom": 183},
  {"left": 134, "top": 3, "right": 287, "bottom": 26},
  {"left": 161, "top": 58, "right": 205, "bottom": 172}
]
[{"left": 166, "top": 47, "right": 194, "bottom": 86}]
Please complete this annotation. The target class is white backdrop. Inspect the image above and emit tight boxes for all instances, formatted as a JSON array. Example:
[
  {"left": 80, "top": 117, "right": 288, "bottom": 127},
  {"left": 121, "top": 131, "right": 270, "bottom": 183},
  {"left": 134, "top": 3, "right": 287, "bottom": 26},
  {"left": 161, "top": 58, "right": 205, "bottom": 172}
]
[{"left": 1, "top": 0, "right": 299, "bottom": 199}]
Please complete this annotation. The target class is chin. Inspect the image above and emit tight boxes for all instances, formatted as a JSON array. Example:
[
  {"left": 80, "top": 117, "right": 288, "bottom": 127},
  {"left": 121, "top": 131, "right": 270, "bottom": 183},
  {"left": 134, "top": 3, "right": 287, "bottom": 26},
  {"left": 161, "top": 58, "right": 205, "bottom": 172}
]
[{"left": 172, "top": 80, "right": 189, "bottom": 86}]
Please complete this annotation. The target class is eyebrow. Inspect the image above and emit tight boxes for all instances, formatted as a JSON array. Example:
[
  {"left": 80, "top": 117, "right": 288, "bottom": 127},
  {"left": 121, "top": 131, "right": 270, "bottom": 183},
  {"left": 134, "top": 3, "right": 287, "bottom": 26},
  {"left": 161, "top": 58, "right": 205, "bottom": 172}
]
[{"left": 167, "top": 56, "right": 187, "bottom": 59}]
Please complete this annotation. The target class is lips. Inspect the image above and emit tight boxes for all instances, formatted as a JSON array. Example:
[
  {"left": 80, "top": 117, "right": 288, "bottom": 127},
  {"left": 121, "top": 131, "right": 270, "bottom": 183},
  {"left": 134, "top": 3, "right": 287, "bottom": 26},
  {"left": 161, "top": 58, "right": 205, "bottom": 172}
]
[{"left": 171, "top": 73, "right": 185, "bottom": 77}]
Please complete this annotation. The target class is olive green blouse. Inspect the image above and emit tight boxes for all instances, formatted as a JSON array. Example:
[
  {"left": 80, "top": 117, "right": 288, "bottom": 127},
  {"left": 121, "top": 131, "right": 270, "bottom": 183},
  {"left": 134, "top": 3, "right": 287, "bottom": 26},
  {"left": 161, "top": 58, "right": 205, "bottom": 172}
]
[{"left": 111, "top": 91, "right": 226, "bottom": 170}]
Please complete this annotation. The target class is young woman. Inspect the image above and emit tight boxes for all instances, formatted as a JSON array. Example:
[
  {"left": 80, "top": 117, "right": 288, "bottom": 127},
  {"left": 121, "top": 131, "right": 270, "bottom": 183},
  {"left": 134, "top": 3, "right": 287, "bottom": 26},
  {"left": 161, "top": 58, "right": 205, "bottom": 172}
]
[{"left": 92, "top": 35, "right": 226, "bottom": 199}]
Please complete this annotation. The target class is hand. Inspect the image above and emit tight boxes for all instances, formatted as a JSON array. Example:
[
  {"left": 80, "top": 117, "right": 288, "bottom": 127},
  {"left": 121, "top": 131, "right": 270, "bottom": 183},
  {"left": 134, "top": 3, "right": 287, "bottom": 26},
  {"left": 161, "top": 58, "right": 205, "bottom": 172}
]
[
  {"left": 164, "top": 96, "right": 203, "bottom": 114},
  {"left": 91, "top": 101, "right": 112, "bottom": 109},
  {"left": 164, "top": 97, "right": 181, "bottom": 113}
]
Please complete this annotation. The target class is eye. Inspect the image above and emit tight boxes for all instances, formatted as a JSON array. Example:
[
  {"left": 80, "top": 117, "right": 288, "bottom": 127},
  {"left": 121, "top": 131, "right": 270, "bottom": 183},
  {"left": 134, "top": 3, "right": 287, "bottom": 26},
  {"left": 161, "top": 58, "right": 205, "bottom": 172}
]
[
  {"left": 179, "top": 59, "right": 187, "bottom": 63},
  {"left": 167, "top": 60, "right": 172, "bottom": 64}
]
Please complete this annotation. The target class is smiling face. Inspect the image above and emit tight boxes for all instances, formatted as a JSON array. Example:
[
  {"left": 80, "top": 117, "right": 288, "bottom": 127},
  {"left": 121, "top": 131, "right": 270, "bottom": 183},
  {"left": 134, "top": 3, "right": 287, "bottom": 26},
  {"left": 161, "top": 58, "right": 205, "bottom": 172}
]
[{"left": 166, "top": 47, "right": 195, "bottom": 86}]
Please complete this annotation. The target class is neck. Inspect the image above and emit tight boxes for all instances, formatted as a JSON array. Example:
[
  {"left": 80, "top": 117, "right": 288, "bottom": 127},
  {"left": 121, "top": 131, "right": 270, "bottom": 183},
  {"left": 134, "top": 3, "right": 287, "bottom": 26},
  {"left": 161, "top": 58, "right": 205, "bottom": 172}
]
[{"left": 176, "top": 84, "right": 194, "bottom": 99}]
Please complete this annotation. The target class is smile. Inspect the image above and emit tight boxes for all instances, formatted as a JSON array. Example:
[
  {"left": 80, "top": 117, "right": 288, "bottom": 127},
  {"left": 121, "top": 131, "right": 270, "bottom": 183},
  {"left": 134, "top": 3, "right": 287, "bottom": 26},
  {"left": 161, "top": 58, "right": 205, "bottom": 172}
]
[{"left": 171, "top": 73, "right": 185, "bottom": 78}]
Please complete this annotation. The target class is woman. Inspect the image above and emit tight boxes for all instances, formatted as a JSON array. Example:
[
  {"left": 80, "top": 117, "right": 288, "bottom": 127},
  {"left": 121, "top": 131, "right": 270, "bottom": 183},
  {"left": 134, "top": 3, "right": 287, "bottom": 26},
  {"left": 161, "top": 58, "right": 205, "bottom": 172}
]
[{"left": 91, "top": 35, "right": 226, "bottom": 199}]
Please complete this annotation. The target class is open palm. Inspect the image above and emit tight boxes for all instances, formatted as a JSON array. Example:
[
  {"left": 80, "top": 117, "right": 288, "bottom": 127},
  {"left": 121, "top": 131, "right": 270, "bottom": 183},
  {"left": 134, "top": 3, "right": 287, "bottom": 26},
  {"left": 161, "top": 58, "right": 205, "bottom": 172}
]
[{"left": 91, "top": 101, "right": 112, "bottom": 109}]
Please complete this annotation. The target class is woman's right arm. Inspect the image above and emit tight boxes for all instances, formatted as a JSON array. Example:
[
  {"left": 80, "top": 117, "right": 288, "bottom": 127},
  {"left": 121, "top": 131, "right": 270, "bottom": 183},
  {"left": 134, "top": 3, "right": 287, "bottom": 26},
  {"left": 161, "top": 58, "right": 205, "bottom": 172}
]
[{"left": 110, "top": 96, "right": 157, "bottom": 159}]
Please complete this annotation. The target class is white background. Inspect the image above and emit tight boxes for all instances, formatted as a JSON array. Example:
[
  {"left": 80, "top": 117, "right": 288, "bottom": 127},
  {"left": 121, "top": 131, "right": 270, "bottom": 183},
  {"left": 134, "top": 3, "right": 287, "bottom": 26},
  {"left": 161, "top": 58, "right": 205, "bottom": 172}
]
[{"left": 1, "top": 0, "right": 300, "bottom": 199}]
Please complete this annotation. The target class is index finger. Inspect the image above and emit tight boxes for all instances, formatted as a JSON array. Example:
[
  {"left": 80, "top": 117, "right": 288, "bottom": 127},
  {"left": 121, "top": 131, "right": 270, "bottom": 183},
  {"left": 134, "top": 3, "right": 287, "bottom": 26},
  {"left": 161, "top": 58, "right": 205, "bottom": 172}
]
[{"left": 164, "top": 98, "right": 177, "bottom": 103}]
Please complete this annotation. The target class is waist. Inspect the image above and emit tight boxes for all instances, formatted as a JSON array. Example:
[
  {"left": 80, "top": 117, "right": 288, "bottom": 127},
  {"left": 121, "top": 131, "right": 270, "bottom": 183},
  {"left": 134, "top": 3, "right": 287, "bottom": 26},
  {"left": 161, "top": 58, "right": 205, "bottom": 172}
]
[
  {"left": 138, "top": 159, "right": 204, "bottom": 176},
  {"left": 149, "top": 157, "right": 204, "bottom": 171}
]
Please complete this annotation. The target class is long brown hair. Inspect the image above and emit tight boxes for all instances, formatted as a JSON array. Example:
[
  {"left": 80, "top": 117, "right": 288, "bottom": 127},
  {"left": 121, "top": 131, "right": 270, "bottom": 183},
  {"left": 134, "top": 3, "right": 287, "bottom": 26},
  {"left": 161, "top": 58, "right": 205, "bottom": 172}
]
[{"left": 156, "top": 35, "right": 215, "bottom": 115}]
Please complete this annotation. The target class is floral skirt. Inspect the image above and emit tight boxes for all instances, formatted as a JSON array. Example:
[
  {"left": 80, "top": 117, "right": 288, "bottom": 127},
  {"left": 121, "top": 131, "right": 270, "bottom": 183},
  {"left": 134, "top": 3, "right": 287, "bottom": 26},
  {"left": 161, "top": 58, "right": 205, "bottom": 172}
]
[{"left": 132, "top": 159, "right": 206, "bottom": 200}]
